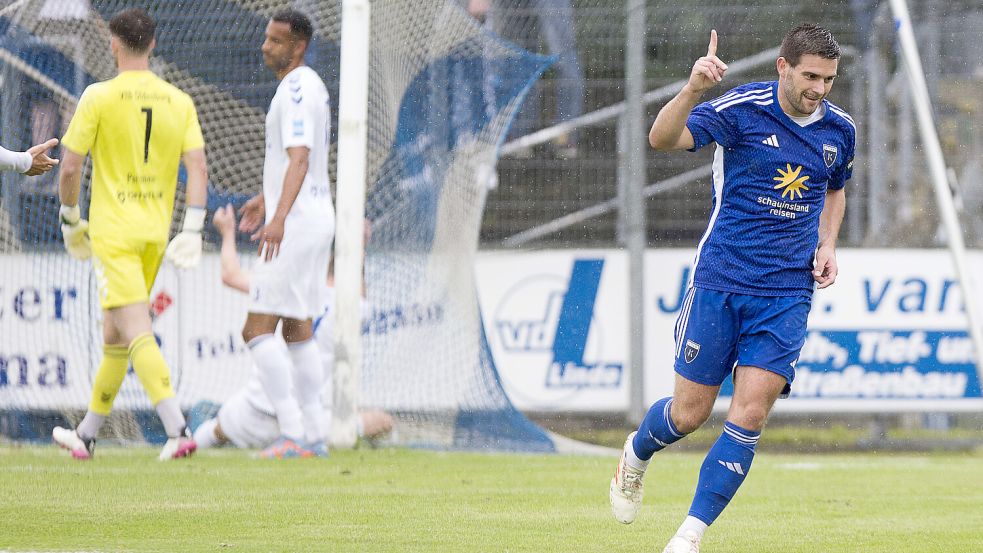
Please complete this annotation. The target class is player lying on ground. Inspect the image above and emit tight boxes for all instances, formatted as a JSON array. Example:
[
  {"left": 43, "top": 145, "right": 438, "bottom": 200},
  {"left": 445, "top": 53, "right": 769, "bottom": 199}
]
[{"left": 191, "top": 205, "right": 392, "bottom": 455}]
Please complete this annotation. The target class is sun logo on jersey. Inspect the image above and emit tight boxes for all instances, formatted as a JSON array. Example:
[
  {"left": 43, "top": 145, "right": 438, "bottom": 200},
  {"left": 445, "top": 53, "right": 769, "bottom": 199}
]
[{"left": 773, "top": 163, "right": 810, "bottom": 200}]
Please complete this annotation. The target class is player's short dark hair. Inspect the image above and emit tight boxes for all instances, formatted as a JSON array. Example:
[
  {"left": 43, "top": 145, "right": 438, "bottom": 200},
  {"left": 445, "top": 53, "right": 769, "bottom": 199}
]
[
  {"left": 108, "top": 8, "right": 156, "bottom": 52},
  {"left": 779, "top": 23, "right": 840, "bottom": 67},
  {"left": 271, "top": 9, "right": 313, "bottom": 44}
]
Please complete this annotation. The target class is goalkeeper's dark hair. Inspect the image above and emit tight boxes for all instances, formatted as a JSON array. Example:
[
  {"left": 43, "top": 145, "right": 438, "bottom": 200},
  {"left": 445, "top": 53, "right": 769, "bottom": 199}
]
[
  {"left": 109, "top": 8, "right": 156, "bottom": 53},
  {"left": 272, "top": 9, "right": 313, "bottom": 44},
  {"left": 779, "top": 23, "right": 840, "bottom": 67}
]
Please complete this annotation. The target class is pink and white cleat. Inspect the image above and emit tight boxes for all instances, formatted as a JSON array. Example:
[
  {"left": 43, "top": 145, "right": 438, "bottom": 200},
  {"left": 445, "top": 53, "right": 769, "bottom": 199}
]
[
  {"left": 159, "top": 431, "right": 197, "bottom": 461},
  {"left": 52, "top": 426, "right": 95, "bottom": 460}
]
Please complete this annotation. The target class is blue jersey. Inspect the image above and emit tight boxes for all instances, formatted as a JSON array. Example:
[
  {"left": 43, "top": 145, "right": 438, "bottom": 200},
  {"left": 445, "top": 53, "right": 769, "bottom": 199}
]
[{"left": 685, "top": 81, "right": 856, "bottom": 297}]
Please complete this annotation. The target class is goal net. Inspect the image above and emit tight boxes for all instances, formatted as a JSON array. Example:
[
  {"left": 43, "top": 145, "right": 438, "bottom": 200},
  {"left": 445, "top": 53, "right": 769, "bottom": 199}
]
[{"left": 0, "top": 0, "right": 555, "bottom": 451}]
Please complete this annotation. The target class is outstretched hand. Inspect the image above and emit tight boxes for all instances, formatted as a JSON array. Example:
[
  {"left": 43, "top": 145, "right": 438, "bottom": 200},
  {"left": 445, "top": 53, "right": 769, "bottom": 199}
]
[
  {"left": 688, "top": 29, "right": 729, "bottom": 94},
  {"left": 212, "top": 204, "right": 236, "bottom": 237},
  {"left": 238, "top": 194, "right": 265, "bottom": 233},
  {"left": 24, "top": 138, "right": 59, "bottom": 176}
]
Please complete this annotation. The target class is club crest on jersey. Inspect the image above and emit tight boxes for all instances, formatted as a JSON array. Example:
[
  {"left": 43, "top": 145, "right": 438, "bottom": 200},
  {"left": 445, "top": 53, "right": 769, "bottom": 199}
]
[
  {"left": 823, "top": 144, "right": 838, "bottom": 168},
  {"left": 684, "top": 339, "right": 701, "bottom": 363}
]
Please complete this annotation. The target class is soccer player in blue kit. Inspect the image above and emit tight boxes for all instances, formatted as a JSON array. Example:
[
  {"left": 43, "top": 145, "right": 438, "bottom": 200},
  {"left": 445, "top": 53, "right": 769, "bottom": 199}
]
[{"left": 609, "top": 24, "right": 855, "bottom": 552}]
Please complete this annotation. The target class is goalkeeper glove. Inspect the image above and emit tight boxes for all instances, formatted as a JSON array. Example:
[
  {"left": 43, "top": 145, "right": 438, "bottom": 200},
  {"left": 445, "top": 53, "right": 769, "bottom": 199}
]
[
  {"left": 165, "top": 206, "right": 206, "bottom": 269},
  {"left": 59, "top": 204, "right": 91, "bottom": 260}
]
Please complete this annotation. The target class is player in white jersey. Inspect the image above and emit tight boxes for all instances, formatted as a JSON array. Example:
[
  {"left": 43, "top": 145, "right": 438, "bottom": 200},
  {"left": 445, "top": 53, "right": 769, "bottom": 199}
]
[
  {"left": 192, "top": 206, "right": 392, "bottom": 452},
  {"left": 238, "top": 9, "right": 334, "bottom": 459},
  {"left": 0, "top": 139, "right": 59, "bottom": 175}
]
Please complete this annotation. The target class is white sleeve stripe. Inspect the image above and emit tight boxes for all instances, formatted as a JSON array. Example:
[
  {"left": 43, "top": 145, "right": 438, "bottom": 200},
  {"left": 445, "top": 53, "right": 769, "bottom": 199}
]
[
  {"left": 714, "top": 92, "right": 773, "bottom": 112},
  {"left": 827, "top": 105, "right": 856, "bottom": 130},
  {"left": 710, "top": 87, "right": 771, "bottom": 107},
  {"left": 709, "top": 91, "right": 741, "bottom": 106},
  {"left": 827, "top": 105, "right": 853, "bottom": 121}
]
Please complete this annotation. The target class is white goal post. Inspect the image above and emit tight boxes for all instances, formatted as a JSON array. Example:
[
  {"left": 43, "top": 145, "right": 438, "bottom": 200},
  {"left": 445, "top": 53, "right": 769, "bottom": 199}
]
[
  {"left": 889, "top": 0, "right": 983, "bottom": 388},
  {"left": 332, "top": 0, "right": 371, "bottom": 449}
]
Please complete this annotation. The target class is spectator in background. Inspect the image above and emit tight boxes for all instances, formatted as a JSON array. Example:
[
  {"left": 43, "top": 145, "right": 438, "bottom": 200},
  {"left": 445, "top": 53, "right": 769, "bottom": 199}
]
[{"left": 470, "top": 0, "right": 585, "bottom": 158}]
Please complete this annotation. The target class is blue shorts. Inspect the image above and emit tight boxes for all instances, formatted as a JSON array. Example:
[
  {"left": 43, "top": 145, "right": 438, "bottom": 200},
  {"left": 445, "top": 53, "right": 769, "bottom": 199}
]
[{"left": 673, "top": 286, "right": 811, "bottom": 395}]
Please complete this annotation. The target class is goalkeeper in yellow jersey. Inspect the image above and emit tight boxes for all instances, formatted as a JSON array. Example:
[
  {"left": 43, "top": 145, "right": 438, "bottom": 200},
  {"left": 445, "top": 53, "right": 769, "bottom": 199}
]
[{"left": 51, "top": 7, "right": 208, "bottom": 461}]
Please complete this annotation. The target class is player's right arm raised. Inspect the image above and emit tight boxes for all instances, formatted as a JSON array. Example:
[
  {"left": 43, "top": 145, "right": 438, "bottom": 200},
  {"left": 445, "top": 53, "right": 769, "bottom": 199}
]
[
  {"left": 649, "top": 29, "right": 729, "bottom": 151},
  {"left": 212, "top": 204, "right": 251, "bottom": 293}
]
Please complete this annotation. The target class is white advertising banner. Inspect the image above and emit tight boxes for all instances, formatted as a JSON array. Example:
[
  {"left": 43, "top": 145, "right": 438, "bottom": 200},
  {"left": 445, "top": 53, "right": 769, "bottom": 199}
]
[
  {"left": 477, "top": 251, "right": 629, "bottom": 411},
  {"left": 477, "top": 249, "right": 983, "bottom": 413},
  {"left": 0, "top": 254, "right": 253, "bottom": 410},
  {"left": 4, "top": 249, "right": 982, "bottom": 414}
]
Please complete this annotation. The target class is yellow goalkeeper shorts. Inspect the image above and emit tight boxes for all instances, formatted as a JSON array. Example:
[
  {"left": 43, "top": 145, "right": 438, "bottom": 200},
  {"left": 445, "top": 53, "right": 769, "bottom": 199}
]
[{"left": 91, "top": 236, "right": 166, "bottom": 309}]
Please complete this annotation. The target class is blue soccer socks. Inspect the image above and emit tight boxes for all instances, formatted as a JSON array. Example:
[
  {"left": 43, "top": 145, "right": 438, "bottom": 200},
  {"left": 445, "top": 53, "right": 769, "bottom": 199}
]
[
  {"left": 632, "top": 397, "right": 686, "bottom": 464},
  {"left": 688, "top": 420, "right": 760, "bottom": 525}
]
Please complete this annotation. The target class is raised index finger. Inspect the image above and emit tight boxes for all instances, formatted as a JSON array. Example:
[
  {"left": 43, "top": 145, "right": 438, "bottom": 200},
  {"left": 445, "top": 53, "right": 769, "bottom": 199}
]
[{"left": 707, "top": 29, "right": 718, "bottom": 57}]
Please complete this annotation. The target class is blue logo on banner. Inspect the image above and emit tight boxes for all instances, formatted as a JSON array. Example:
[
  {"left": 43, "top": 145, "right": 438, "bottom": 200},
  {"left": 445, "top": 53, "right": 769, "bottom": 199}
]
[{"left": 494, "top": 259, "right": 623, "bottom": 389}]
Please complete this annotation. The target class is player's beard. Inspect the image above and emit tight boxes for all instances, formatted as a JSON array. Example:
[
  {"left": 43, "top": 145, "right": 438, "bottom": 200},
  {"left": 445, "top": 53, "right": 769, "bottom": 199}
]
[
  {"left": 263, "top": 52, "right": 291, "bottom": 75},
  {"left": 781, "top": 79, "right": 823, "bottom": 116}
]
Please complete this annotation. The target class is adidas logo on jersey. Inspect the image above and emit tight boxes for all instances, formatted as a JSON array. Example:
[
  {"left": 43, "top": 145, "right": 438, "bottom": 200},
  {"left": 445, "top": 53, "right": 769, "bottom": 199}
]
[
  {"left": 762, "top": 134, "right": 780, "bottom": 148},
  {"left": 718, "top": 460, "right": 745, "bottom": 475}
]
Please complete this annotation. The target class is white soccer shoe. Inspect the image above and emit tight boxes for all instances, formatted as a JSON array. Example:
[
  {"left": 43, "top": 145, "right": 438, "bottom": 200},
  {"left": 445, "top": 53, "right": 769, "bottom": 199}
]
[
  {"left": 609, "top": 431, "right": 645, "bottom": 524},
  {"left": 52, "top": 426, "right": 95, "bottom": 460},
  {"left": 159, "top": 434, "right": 197, "bottom": 461},
  {"left": 662, "top": 530, "right": 702, "bottom": 553}
]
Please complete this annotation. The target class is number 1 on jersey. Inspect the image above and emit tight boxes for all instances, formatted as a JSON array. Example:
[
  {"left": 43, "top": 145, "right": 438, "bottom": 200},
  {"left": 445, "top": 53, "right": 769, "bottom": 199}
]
[{"left": 141, "top": 107, "right": 152, "bottom": 163}]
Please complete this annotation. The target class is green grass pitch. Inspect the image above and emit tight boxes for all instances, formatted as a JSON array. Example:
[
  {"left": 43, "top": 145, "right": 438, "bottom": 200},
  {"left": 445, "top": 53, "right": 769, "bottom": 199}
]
[{"left": 0, "top": 445, "right": 981, "bottom": 552}]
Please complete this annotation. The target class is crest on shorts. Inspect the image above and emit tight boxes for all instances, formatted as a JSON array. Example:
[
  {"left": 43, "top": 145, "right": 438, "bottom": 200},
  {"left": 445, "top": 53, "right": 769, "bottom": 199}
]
[
  {"left": 684, "top": 339, "right": 701, "bottom": 363},
  {"left": 823, "top": 144, "right": 838, "bottom": 168}
]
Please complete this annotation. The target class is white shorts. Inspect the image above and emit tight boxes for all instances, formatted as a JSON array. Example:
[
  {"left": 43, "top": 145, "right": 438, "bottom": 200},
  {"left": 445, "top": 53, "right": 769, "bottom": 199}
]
[
  {"left": 249, "top": 215, "right": 333, "bottom": 320},
  {"left": 217, "top": 385, "right": 279, "bottom": 449}
]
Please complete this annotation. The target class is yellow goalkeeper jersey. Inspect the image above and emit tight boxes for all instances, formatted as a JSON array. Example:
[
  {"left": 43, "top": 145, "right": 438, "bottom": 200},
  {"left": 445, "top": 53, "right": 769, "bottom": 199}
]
[{"left": 62, "top": 70, "right": 204, "bottom": 242}]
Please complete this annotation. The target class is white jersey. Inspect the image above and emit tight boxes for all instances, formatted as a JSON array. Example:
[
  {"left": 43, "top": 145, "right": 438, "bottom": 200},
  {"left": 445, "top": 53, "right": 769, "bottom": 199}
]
[{"left": 263, "top": 65, "right": 333, "bottom": 223}]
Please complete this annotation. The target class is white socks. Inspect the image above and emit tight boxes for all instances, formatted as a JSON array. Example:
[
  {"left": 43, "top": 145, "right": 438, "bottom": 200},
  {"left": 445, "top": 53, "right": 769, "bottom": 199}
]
[
  {"left": 677, "top": 515, "right": 708, "bottom": 539},
  {"left": 626, "top": 439, "right": 651, "bottom": 471},
  {"left": 156, "top": 397, "right": 187, "bottom": 438},
  {"left": 249, "top": 334, "right": 305, "bottom": 440},
  {"left": 288, "top": 338, "right": 327, "bottom": 444},
  {"left": 192, "top": 417, "right": 221, "bottom": 449},
  {"left": 75, "top": 412, "right": 106, "bottom": 441}
]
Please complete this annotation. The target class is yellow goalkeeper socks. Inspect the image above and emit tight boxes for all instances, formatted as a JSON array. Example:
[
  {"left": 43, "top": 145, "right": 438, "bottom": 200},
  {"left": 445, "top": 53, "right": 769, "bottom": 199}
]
[
  {"left": 129, "top": 333, "right": 176, "bottom": 405},
  {"left": 87, "top": 344, "right": 129, "bottom": 416}
]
